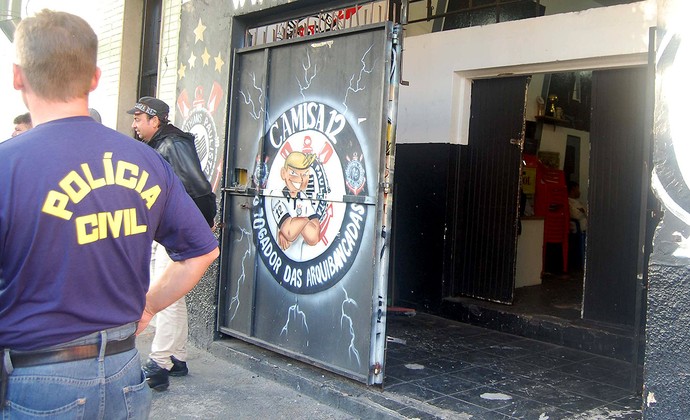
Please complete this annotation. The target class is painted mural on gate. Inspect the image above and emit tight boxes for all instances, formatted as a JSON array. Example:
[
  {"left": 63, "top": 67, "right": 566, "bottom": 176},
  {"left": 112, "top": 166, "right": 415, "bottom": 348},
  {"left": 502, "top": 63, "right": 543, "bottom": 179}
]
[
  {"left": 251, "top": 102, "right": 368, "bottom": 294},
  {"left": 234, "top": 34, "right": 385, "bottom": 299},
  {"left": 218, "top": 20, "right": 396, "bottom": 383},
  {"left": 175, "top": 14, "right": 228, "bottom": 193}
]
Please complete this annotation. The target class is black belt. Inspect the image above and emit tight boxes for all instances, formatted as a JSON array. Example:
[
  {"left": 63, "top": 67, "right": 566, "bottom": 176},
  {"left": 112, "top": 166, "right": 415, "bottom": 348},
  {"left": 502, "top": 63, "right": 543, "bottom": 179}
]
[{"left": 8, "top": 335, "right": 136, "bottom": 368}]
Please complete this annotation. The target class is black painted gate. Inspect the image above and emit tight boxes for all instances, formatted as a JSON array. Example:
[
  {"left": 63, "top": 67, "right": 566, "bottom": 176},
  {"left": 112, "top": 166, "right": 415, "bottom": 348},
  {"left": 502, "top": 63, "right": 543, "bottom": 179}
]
[
  {"left": 451, "top": 76, "right": 529, "bottom": 303},
  {"left": 584, "top": 67, "right": 647, "bottom": 326},
  {"left": 217, "top": 23, "right": 401, "bottom": 385}
]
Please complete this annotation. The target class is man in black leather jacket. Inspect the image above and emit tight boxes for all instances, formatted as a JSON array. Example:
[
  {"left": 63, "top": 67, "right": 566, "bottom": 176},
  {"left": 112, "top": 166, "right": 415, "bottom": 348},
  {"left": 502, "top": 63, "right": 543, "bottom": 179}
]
[{"left": 128, "top": 96, "right": 216, "bottom": 391}]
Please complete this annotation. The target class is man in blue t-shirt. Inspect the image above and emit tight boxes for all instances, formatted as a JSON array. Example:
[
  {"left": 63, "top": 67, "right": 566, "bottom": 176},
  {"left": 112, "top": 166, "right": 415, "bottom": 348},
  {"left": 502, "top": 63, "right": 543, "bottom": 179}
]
[{"left": 0, "top": 10, "right": 219, "bottom": 418}]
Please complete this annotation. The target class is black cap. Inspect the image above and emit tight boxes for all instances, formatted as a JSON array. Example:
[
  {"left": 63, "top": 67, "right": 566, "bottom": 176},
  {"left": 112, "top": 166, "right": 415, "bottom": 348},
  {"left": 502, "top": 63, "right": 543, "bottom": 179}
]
[{"left": 126, "top": 96, "right": 169, "bottom": 117}]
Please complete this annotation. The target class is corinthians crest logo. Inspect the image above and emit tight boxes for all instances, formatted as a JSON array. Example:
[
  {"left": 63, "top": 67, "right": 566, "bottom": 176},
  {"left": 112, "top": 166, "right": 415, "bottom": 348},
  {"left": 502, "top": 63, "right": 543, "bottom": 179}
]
[
  {"left": 252, "top": 101, "right": 368, "bottom": 294},
  {"left": 180, "top": 85, "right": 223, "bottom": 191}
]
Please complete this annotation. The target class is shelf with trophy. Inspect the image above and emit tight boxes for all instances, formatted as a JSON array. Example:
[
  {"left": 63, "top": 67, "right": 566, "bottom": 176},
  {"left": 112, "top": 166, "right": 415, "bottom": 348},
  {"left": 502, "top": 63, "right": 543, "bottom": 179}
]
[{"left": 535, "top": 94, "right": 571, "bottom": 130}]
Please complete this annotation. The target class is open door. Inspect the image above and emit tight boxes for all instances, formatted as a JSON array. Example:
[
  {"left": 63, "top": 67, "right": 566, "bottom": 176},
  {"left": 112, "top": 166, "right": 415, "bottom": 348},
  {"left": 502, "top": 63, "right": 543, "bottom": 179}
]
[
  {"left": 584, "top": 67, "right": 648, "bottom": 326},
  {"left": 451, "top": 76, "right": 529, "bottom": 303},
  {"left": 217, "top": 22, "right": 401, "bottom": 385}
]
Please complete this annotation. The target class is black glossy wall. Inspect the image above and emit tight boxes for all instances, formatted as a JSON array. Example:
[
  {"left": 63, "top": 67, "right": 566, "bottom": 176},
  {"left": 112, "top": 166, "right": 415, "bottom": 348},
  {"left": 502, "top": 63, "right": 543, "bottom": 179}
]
[
  {"left": 584, "top": 68, "right": 647, "bottom": 326},
  {"left": 390, "top": 143, "right": 456, "bottom": 311}
]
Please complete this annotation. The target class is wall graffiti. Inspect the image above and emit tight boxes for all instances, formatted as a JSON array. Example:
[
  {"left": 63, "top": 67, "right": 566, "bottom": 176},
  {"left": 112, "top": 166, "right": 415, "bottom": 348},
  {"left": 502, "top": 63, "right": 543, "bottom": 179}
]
[
  {"left": 652, "top": 31, "right": 690, "bottom": 261},
  {"left": 228, "top": 227, "right": 252, "bottom": 322},
  {"left": 251, "top": 101, "right": 368, "bottom": 294},
  {"left": 176, "top": 17, "right": 227, "bottom": 193},
  {"left": 340, "top": 286, "right": 360, "bottom": 367}
]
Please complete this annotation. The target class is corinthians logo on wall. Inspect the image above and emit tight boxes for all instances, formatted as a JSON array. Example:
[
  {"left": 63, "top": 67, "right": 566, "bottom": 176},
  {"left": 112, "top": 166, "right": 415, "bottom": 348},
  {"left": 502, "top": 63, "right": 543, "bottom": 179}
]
[
  {"left": 180, "top": 85, "right": 223, "bottom": 191},
  {"left": 252, "top": 101, "right": 368, "bottom": 294}
]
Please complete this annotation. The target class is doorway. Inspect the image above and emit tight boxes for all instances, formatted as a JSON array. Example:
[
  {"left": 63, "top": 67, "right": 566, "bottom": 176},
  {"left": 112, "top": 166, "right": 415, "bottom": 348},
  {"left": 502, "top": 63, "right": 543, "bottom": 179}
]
[
  {"left": 513, "top": 69, "right": 593, "bottom": 322},
  {"left": 391, "top": 66, "right": 650, "bottom": 362}
]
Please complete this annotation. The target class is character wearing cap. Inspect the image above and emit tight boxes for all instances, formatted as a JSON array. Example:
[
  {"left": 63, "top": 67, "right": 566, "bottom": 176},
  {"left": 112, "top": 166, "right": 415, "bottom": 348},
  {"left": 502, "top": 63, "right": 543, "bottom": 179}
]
[
  {"left": 271, "top": 151, "right": 321, "bottom": 252},
  {"left": 128, "top": 96, "right": 217, "bottom": 391}
]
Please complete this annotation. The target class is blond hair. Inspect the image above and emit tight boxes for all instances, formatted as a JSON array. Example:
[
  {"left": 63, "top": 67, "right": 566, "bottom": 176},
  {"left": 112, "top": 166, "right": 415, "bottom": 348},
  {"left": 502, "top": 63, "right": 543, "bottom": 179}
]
[
  {"left": 284, "top": 152, "right": 316, "bottom": 170},
  {"left": 14, "top": 9, "right": 98, "bottom": 101}
]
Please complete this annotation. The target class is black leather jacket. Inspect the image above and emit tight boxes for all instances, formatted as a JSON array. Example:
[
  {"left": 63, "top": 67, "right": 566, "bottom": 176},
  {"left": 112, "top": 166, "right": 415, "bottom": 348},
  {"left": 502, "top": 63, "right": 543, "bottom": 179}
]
[{"left": 147, "top": 124, "right": 212, "bottom": 199}]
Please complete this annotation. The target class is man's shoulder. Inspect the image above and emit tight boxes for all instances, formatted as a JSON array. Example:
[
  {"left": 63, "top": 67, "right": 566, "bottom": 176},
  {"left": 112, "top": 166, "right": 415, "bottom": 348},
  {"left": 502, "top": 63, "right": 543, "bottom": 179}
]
[
  {"left": 158, "top": 124, "right": 194, "bottom": 142},
  {"left": 154, "top": 126, "right": 194, "bottom": 151}
]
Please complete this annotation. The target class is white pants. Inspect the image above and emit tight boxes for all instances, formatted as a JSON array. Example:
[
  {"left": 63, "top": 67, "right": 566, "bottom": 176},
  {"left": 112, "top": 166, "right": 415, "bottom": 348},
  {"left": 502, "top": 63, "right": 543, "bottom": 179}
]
[{"left": 148, "top": 242, "right": 188, "bottom": 370}]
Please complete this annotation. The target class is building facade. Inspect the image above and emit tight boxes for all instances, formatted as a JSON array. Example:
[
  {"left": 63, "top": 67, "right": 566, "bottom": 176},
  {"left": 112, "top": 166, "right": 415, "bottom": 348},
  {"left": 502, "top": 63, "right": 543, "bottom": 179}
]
[{"left": 2, "top": 0, "right": 689, "bottom": 417}]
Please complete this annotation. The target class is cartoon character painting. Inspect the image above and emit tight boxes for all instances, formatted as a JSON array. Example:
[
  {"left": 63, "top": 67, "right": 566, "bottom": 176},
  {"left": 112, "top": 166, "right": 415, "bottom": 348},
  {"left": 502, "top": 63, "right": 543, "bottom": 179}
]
[{"left": 272, "top": 151, "right": 321, "bottom": 252}]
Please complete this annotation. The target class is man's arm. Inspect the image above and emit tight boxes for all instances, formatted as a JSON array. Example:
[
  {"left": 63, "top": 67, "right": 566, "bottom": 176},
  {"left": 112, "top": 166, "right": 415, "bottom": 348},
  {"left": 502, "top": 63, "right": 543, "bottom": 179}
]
[{"left": 136, "top": 246, "right": 220, "bottom": 335}]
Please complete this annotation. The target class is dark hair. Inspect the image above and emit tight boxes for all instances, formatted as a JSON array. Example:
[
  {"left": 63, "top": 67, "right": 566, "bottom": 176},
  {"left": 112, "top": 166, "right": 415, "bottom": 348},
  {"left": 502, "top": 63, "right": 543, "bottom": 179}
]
[
  {"left": 567, "top": 181, "right": 579, "bottom": 193},
  {"left": 13, "top": 112, "right": 32, "bottom": 125}
]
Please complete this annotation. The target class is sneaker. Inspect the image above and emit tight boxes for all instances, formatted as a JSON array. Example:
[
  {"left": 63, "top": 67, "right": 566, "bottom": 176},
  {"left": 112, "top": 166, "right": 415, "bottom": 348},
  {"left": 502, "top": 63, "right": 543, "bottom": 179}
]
[
  {"left": 169, "top": 356, "right": 189, "bottom": 377},
  {"left": 143, "top": 359, "right": 169, "bottom": 391}
]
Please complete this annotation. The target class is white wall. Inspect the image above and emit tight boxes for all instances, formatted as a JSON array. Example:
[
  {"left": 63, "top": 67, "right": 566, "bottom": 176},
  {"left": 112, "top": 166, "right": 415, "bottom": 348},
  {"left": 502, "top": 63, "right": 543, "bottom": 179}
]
[
  {"left": 97, "top": 1, "right": 126, "bottom": 129},
  {"left": 0, "top": 0, "right": 182, "bottom": 135},
  {"left": 1, "top": 1, "right": 105, "bottom": 139},
  {"left": 158, "top": 0, "right": 182, "bottom": 123},
  {"left": 397, "top": 1, "right": 656, "bottom": 145},
  {"left": 0, "top": 35, "right": 25, "bottom": 141},
  {"left": 525, "top": 73, "right": 545, "bottom": 121},
  {"left": 539, "top": 126, "right": 591, "bottom": 204}
]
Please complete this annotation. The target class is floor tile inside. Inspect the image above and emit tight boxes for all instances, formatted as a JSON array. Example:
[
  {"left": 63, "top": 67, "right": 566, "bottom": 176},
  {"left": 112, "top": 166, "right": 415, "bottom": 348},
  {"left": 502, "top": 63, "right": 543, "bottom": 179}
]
[{"left": 384, "top": 312, "right": 642, "bottom": 419}]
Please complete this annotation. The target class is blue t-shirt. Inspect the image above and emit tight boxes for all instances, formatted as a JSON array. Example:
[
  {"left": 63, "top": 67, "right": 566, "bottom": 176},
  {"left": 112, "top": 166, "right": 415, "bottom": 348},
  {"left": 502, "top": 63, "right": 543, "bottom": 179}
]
[{"left": 0, "top": 116, "right": 218, "bottom": 350}]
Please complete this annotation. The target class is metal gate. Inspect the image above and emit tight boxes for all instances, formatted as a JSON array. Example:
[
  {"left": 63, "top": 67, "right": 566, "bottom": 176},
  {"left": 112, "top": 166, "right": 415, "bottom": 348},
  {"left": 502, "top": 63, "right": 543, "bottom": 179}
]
[
  {"left": 451, "top": 76, "right": 528, "bottom": 303},
  {"left": 584, "top": 67, "right": 647, "bottom": 326},
  {"left": 217, "top": 22, "right": 401, "bottom": 385}
]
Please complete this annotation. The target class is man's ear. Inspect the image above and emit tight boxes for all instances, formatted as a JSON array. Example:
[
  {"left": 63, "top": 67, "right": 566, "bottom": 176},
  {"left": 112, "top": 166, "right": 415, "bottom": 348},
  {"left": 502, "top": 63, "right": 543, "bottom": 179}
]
[
  {"left": 89, "top": 67, "right": 101, "bottom": 92},
  {"left": 13, "top": 64, "right": 25, "bottom": 91}
]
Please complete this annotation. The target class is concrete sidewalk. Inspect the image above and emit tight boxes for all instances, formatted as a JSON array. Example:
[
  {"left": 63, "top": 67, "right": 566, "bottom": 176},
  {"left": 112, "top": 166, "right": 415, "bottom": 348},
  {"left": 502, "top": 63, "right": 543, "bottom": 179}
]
[{"left": 136, "top": 327, "right": 360, "bottom": 420}]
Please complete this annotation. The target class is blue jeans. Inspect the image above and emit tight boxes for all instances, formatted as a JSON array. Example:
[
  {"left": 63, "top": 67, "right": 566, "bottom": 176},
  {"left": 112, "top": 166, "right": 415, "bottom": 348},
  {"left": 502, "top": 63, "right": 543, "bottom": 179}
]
[{"left": 2, "top": 323, "right": 151, "bottom": 419}]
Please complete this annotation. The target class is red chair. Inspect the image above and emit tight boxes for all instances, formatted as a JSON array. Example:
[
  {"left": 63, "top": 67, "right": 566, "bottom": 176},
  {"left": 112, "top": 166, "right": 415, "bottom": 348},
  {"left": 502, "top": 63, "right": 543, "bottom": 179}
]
[{"left": 536, "top": 169, "right": 569, "bottom": 273}]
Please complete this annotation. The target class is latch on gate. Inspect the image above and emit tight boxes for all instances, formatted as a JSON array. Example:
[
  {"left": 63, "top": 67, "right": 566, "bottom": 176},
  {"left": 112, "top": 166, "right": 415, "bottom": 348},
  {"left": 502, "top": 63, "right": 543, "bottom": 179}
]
[
  {"left": 370, "top": 362, "right": 382, "bottom": 376},
  {"left": 509, "top": 138, "right": 524, "bottom": 147}
]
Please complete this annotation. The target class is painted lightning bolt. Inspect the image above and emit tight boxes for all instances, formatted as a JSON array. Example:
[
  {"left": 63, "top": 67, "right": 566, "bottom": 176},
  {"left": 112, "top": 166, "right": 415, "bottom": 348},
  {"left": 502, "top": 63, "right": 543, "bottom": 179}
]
[
  {"left": 296, "top": 50, "right": 317, "bottom": 99},
  {"left": 229, "top": 227, "right": 252, "bottom": 322},
  {"left": 280, "top": 303, "right": 309, "bottom": 346},
  {"left": 340, "top": 286, "right": 361, "bottom": 366},
  {"left": 342, "top": 44, "right": 376, "bottom": 113},
  {"left": 239, "top": 72, "right": 264, "bottom": 120}
]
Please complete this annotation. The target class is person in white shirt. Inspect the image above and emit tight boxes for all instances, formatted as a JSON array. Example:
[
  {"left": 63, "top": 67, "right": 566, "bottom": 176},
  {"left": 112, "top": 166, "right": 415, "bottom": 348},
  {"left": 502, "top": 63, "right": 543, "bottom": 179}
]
[{"left": 567, "top": 181, "right": 587, "bottom": 233}]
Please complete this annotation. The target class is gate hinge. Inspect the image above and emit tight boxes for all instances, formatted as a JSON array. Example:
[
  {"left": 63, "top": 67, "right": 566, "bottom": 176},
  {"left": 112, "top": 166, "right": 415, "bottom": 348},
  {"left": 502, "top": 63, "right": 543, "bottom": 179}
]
[
  {"left": 392, "top": 25, "right": 402, "bottom": 45},
  {"left": 381, "top": 182, "right": 392, "bottom": 194}
]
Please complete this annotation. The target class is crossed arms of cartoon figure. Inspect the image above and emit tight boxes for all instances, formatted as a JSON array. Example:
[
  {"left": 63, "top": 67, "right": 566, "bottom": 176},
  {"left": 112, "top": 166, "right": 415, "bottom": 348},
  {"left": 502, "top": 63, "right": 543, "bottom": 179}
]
[{"left": 272, "top": 151, "right": 321, "bottom": 250}]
